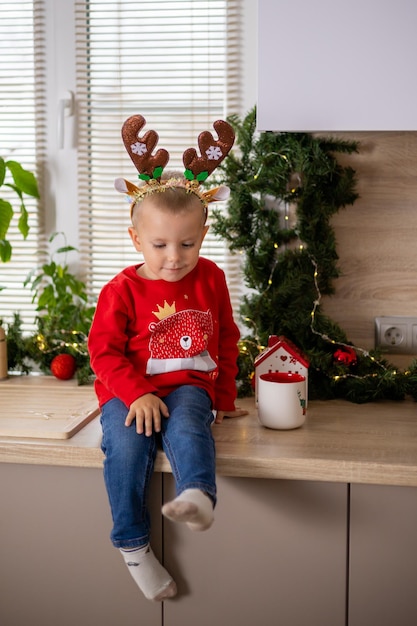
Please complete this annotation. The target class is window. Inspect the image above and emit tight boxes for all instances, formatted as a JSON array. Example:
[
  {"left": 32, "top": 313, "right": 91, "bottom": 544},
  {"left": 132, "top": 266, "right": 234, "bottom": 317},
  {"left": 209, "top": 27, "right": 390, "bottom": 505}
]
[
  {"left": 0, "top": 0, "right": 46, "bottom": 329},
  {"left": 75, "top": 0, "right": 243, "bottom": 309},
  {"left": 0, "top": 0, "right": 247, "bottom": 329}
]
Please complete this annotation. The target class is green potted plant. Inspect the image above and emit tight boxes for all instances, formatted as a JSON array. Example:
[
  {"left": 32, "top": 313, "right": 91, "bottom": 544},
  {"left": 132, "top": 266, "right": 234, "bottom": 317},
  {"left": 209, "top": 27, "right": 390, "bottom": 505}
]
[
  {"left": 0, "top": 156, "right": 39, "bottom": 263},
  {"left": 24, "top": 232, "right": 96, "bottom": 384},
  {"left": 0, "top": 157, "right": 39, "bottom": 378}
]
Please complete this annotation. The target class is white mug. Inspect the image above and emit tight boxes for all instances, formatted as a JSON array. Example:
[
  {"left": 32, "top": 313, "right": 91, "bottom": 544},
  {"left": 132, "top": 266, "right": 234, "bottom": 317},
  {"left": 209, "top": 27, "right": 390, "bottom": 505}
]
[{"left": 257, "top": 372, "right": 307, "bottom": 430}]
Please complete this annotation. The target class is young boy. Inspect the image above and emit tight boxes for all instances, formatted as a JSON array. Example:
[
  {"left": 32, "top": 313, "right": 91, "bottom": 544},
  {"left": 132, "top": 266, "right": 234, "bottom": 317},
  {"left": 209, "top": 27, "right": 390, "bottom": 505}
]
[{"left": 88, "top": 115, "right": 247, "bottom": 601}]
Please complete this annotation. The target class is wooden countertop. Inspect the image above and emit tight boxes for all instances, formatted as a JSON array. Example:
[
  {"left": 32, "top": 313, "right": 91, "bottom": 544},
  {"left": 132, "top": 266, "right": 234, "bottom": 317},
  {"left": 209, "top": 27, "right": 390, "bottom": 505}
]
[{"left": 1, "top": 377, "right": 417, "bottom": 486}]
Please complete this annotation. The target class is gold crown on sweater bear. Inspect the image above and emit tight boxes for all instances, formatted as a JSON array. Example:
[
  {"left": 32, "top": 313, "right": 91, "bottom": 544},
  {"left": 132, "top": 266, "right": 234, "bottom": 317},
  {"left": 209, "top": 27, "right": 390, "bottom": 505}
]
[{"left": 114, "top": 114, "right": 235, "bottom": 215}]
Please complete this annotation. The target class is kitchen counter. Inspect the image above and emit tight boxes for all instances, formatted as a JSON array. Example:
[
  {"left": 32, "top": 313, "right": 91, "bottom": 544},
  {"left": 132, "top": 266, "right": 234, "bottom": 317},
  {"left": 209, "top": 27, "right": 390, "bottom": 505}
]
[
  {"left": 1, "top": 376, "right": 417, "bottom": 486},
  {"left": 2, "top": 376, "right": 417, "bottom": 626}
]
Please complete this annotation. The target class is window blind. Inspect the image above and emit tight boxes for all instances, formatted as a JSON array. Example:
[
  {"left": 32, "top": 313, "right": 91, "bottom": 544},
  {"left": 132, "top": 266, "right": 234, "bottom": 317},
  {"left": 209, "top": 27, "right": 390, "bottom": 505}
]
[
  {"left": 75, "top": 0, "right": 243, "bottom": 311},
  {"left": 0, "top": 0, "right": 46, "bottom": 330}
]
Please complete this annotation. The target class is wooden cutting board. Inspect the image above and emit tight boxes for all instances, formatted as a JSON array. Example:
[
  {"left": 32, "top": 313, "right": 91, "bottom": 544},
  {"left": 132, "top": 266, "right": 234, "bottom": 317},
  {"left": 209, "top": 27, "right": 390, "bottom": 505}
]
[{"left": 0, "top": 376, "right": 100, "bottom": 439}]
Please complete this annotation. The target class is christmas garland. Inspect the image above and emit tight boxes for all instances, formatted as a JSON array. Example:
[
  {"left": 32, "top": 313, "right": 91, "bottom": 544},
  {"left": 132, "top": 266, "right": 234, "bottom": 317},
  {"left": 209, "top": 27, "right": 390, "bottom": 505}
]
[{"left": 211, "top": 107, "right": 417, "bottom": 403}]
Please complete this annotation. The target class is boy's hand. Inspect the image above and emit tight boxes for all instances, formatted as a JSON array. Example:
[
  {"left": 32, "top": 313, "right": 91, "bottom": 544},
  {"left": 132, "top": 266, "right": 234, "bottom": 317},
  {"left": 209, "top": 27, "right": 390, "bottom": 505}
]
[
  {"left": 215, "top": 407, "right": 248, "bottom": 424},
  {"left": 125, "top": 393, "right": 169, "bottom": 436}
]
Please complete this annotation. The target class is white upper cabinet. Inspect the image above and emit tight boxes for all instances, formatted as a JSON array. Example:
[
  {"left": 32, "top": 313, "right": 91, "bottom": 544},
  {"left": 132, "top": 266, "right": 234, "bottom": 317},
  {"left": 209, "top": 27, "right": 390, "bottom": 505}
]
[{"left": 257, "top": 0, "right": 417, "bottom": 131}]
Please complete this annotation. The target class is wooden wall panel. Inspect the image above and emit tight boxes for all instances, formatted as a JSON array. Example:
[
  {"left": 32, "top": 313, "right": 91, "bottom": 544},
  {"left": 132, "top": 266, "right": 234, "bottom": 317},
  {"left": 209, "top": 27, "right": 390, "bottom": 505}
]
[{"left": 321, "top": 132, "right": 417, "bottom": 365}]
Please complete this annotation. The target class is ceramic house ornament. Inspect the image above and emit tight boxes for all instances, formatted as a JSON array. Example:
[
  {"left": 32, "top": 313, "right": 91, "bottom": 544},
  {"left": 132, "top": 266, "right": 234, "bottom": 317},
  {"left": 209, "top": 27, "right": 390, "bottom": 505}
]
[{"left": 254, "top": 335, "right": 309, "bottom": 404}]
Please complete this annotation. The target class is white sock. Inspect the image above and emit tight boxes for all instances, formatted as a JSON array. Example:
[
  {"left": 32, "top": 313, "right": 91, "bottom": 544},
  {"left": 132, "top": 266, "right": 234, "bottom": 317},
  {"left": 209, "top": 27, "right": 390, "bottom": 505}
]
[
  {"left": 162, "top": 488, "right": 214, "bottom": 531},
  {"left": 120, "top": 544, "right": 177, "bottom": 601}
]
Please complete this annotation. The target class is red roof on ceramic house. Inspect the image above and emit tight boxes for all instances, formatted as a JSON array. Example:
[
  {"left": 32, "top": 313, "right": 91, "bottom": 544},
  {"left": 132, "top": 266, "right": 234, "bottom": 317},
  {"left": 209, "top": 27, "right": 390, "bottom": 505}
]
[{"left": 255, "top": 335, "right": 310, "bottom": 369}]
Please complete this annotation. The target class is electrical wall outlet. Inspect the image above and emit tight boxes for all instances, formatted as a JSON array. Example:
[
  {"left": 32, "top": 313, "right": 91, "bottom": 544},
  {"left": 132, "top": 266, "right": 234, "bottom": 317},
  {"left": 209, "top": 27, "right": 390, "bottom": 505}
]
[{"left": 375, "top": 316, "right": 417, "bottom": 354}]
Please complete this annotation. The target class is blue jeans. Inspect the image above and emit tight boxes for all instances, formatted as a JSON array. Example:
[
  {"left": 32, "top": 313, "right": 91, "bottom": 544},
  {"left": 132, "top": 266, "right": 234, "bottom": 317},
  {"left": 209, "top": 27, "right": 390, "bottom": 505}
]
[{"left": 100, "top": 385, "right": 216, "bottom": 549}]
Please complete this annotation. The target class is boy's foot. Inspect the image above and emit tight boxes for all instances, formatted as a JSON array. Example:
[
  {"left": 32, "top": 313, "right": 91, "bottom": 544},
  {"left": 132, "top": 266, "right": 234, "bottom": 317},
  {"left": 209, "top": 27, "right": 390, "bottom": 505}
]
[
  {"left": 120, "top": 545, "right": 177, "bottom": 601},
  {"left": 162, "top": 488, "right": 214, "bottom": 531}
]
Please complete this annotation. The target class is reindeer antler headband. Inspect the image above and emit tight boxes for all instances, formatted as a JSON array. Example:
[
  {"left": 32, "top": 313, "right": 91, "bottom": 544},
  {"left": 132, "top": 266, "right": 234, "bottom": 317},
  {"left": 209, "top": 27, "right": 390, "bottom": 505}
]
[{"left": 114, "top": 115, "right": 235, "bottom": 215}]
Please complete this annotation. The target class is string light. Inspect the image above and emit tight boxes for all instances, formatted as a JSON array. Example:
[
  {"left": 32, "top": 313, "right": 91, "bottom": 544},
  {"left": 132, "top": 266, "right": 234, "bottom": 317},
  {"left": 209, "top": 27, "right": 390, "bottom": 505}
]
[
  {"left": 236, "top": 245, "right": 415, "bottom": 401},
  {"left": 309, "top": 255, "right": 389, "bottom": 381},
  {"left": 36, "top": 329, "right": 89, "bottom": 356},
  {"left": 254, "top": 152, "right": 289, "bottom": 180}
]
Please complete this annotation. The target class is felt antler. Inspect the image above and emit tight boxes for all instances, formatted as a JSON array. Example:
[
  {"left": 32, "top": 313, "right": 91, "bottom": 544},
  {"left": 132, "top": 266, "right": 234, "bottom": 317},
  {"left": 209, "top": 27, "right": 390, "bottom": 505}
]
[
  {"left": 183, "top": 120, "right": 235, "bottom": 182},
  {"left": 121, "top": 115, "right": 170, "bottom": 181},
  {"left": 116, "top": 115, "right": 234, "bottom": 212}
]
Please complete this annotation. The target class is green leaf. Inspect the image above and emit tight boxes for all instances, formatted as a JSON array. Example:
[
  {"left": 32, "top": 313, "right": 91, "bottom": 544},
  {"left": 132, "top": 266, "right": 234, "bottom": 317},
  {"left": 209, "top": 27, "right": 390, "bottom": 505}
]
[
  {"left": 37, "top": 284, "right": 56, "bottom": 310},
  {"left": 5, "top": 182, "right": 23, "bottom": 200},
  {"left": 196, "top": 171, "right": 209, "bottom": 182},
  {"left": 0, "top": 239, "right": 12, "bottom": 263},
  {"left": 17, "top": 203, "right": 29, "bottom": 239},
  {"left": 28, "top": 274, "right": 43, "bottom": 291},
  {"left": 43, "top": 261, "right": 56, "bottom": 277},
  {"left": 0, "top": 199, "right": 13, "bottom": 239},
  {"left": 184, "top": 169, "right": 195, "bottom": 181},
  {"left": 5, "top": 161, "right": 40, "bottom": 198},
  {"left": 152, "top": 166, "right": 163, "bottom": 179},
  {"left": 0, "top": 157, "right": 5, "bottom": 187},
  {"left": 56, "top": 245, "right": 77, "bottom": 254}
]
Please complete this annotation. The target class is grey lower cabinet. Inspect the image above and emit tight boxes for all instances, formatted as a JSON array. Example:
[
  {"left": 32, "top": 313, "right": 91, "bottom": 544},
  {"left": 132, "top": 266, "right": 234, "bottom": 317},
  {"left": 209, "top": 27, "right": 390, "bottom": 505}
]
[
  {"left": 163, "top": 475, "right": 348, "bottom": 626},
  {"left": 2, "top": 465, "right": 416, "bottom": 626},
  {"left": 0, "top": 464, "right": 162, "bottom": 626},
  {"left": 349, "top": 484, "right": 417, "bottom": 626}
]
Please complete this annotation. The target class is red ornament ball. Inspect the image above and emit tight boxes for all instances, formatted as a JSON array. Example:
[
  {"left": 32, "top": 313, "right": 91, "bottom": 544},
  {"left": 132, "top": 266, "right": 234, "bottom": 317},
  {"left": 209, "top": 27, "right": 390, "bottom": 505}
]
[
  {"left": 334, "top": 346, "right": 357, "bottom": 367},
  {"left": 50, "top": 354, "right": 77, "bottom": 380}
]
